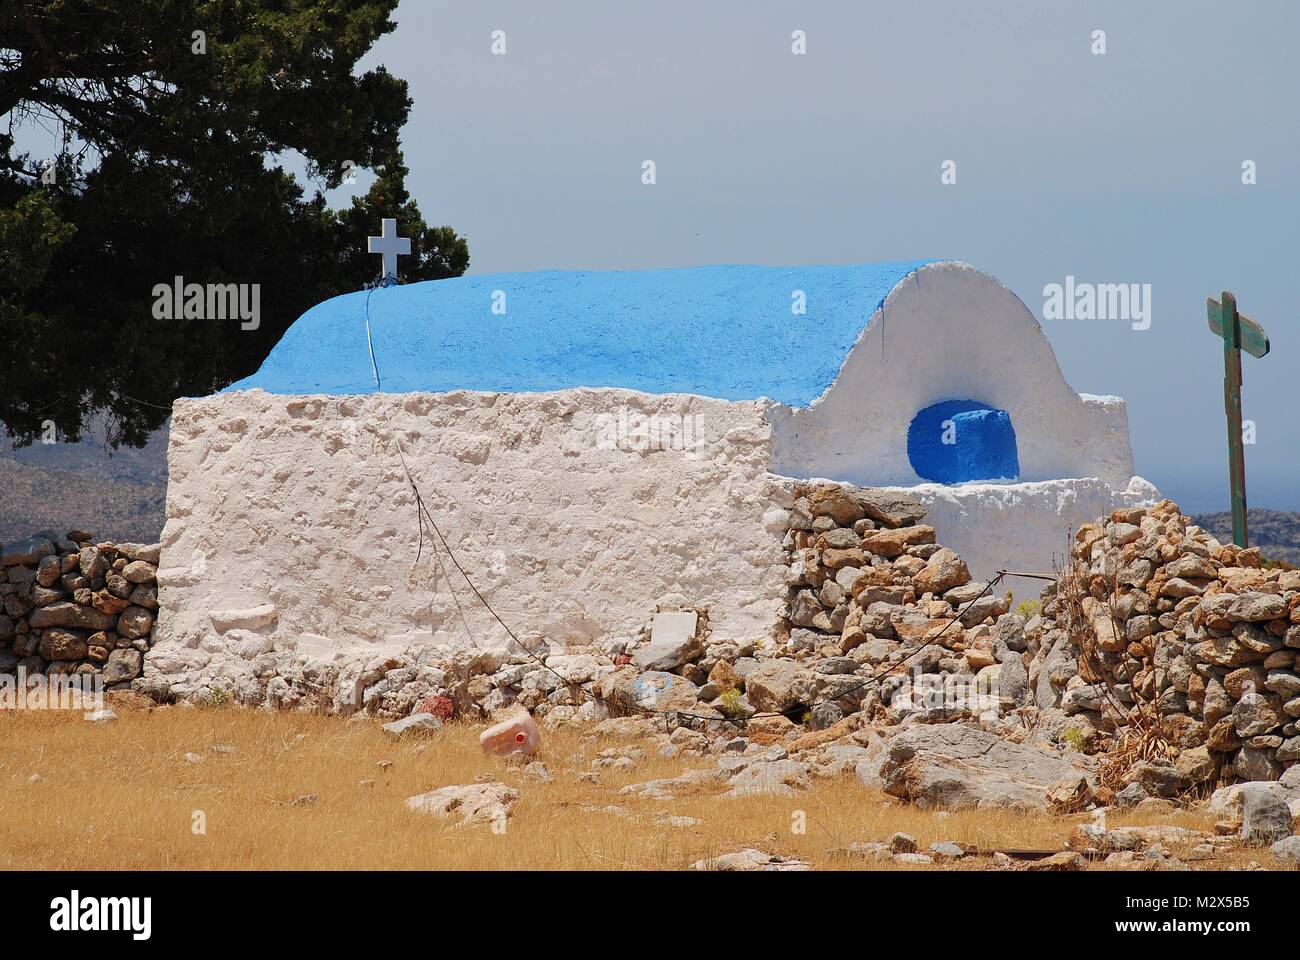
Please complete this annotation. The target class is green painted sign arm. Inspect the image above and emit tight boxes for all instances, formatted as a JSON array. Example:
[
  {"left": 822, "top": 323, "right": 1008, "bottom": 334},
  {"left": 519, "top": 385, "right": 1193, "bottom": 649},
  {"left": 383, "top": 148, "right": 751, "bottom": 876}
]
[{"left": 1208, "top": 300, "right": 1271, "bottom": 359}]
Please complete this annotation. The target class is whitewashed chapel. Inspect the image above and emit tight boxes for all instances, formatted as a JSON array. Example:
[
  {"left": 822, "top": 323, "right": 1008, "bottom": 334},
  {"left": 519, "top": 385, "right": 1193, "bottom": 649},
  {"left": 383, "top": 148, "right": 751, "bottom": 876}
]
[{"left": 148, "top": 250, "right": 1156, "bottom": 702}]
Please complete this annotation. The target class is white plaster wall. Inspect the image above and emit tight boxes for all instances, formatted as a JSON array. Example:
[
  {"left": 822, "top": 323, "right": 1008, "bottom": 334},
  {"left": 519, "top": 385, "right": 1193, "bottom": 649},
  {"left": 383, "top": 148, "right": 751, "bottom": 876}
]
[
  {"left": 767, "top": 262, "right": 1136, "bottom": 488},
  {"left": 149, "top": 388, "right": 792, "bottom": 699},
  {"left": 883, "top": 476, "right": 1161, "bottom": 585}
]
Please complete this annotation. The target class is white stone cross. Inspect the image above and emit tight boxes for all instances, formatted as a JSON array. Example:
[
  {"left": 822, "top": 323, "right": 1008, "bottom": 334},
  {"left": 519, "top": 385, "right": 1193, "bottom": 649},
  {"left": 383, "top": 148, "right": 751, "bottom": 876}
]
[{"left": 367, "top": 218, "right": 411, "bottom": 281}]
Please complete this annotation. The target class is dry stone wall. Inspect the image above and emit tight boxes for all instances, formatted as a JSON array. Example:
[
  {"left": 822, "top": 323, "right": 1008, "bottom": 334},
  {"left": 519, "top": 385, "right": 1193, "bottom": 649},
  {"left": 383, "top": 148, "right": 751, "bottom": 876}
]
[
  {"left": 1032, "top": 499, "right": 1300, "bottom": 787},
  {"left": 778, "top": 480, "right": 1012, "bottom": 679},
  {"left": 1, "top": 531, "right": 160, "bottom": 687}
]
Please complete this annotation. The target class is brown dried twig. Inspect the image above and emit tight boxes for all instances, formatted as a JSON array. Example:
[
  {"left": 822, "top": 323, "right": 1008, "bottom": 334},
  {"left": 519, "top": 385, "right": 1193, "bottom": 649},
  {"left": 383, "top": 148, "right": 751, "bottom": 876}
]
[{"left": 1054, "top": 539, "right": 1174, "bottom": 793}]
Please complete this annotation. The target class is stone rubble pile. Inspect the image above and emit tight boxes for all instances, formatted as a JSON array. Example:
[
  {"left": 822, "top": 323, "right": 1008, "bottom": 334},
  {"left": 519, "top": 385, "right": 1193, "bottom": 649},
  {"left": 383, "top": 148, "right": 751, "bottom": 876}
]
[
  {"left": 1, "top": 531, "right": 160, "bottom": 687},
  {"left": 1030, "top": 499, "right": 1300, "bottom": 792}
]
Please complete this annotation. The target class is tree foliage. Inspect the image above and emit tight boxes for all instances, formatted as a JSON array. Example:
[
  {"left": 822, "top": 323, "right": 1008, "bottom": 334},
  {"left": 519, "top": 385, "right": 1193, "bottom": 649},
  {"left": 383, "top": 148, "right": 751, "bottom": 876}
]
[{"left": 1, "top": 0, "right": 468, "bottom": 447}]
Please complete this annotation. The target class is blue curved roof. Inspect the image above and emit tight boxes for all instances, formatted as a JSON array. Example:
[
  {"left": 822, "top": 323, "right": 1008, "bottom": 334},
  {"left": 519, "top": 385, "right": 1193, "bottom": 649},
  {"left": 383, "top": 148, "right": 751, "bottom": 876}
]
[{"left": 227, "top": 261, "right": 936, "bottom": 406}]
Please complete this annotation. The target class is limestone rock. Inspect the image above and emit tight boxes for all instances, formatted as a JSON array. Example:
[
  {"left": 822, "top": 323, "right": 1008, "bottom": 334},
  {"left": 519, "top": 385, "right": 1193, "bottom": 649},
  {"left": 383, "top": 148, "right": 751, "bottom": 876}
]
[
  {"left": 880, "top": 723, "right": 1096, "bottom": 811},
  {"left": 35, "top": 555, "right": 62, "bottom": 588},
  {"left": 854, "top": 489, "right": 926, "bottom": 528},
  {"left": 38, "top": 628, "right": 88, "bottom": 661},
  {"left": 78, "top": 546, "right": 108, "bottom": 580},
  {"left": 807, "top": 742, "right": 878, "bottom": 779},
  {"left": 523, "top": 761, "right": 551, "bottom": 782},
  {"left": 1025, "top": 851, "right": 1085, "bottom": 871},
  {"left": 1174, "top": 745, "right": 1217, "bottom": 785},
  {"left": 28, "top": 602, "right": 117, "bottom": 631},
  {"left": 1233, "top": 692, "right": 1283, "bottom": 738},
  {"left": 105, "top": 572, "right": 132, "bottom": 599},
  {"left": 2, "top": 536, "right": 56, "bottom": 567},
  {"left": 1123, "top": 759, "right": 1184, "bottom": 798},
  {"left": 1228, "top": 593, "right": 1287, "bottom": 623},
  {"left": 116, "top": 605, "right": 155, "bottom": 640},
  {"left": 91, "top": 589, "right": 130, "bottom": 615},
  {"left": 912, "top": 548, "right": 971, "bottom": 595},
  {"left": 930, "top": 840, "right": 965, "bottom": 860},
  {"left": 382, "top": 713, "right": 443, "bottom": 737},
  {"left": 997, "top": 654, "right": 1030, "bottom": 707},
  {"left": 405, "top": 782, "right": 518, "bottom": 826},
  {"left": 1114, "top": 782, "right": 1149, "bottom": 808},
  {"left": 103, "top": 648, "right": 143, "bottom": 684},
  {"left": 115, "top": 543, "right": 162, "bottom": 564},
  {"left": 809, "top": 701, "right": 844, "bottom": 730},
  {"left": 1165, "top": 554, "right": 1217, "bottom": 580},
  {"left": 691, "top": 848, "right": 810, "bottom": 872},
  {"left": 818, "top": 528, "right": 860, "bottom": 550},
  {"left": 1271, "top": 835, "right": 1300, "bottom": 866},
  {"left": 744, "top": 659, "right": 818, "bottom": 714},
  {"left": 631, "top": 611, "right": 702, "bottom": 671},
  {"left": 595, "top": 670, "right": 715, "bottom": 718},
  {"left": 806, "top": 486, "right": 867, "bottom": 526},
  {"left": 121, "top": 560, "right": 158, "bottom": 584},
  {"left": 861, "top": 525, "right": 936, "bottom": 558},
  {"left": 127, "top": 584, "right": 158, "bottom": 610},
  {"left": 1233, "top": 746, "right": 1281, "bottom": 782},
  {"left": 728, "top": 759, "right": 810, "bottom": 796},
  {"left": 821, "top": 547, "right": 867, "bottom": 571},
  {"left": 1265, "top": 670, "right": 1300, "bottom": 700},
  {"left": 1160, "top": 578, "right": 1205, "bottom": 599},
  {"left": 208, "top": 604, "right": 278, "bottom": 632},
  {"left": 1239, "top": 783, "right": 1294, "bottom": 845}
]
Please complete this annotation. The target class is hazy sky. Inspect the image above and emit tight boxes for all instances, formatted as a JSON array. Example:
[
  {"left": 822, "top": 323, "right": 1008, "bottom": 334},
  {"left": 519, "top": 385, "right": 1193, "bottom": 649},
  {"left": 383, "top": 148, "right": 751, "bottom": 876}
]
[
  {"left": 317, "top": 0, "right": 1297, "bottom": 511},
  {"left": 12, "top": 1, "right": 1297, "bottom": 512}
]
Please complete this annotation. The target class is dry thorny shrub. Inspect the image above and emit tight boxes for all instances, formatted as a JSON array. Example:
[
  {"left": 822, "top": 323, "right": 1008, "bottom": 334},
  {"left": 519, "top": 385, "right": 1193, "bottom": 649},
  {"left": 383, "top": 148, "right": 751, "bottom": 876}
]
[{"left": 1053, "top": 552, "right": 1177, "bottom": 794}]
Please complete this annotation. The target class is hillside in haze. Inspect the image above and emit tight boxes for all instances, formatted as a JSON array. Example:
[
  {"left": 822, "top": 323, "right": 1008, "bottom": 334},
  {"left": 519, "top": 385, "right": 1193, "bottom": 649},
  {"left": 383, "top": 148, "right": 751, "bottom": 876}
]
[
  {"left": 0, "top": 421, "right": 168, "bottom": 544},
  {"left": 1191, "top": 510, "right": 1300, "bottom": 567}
]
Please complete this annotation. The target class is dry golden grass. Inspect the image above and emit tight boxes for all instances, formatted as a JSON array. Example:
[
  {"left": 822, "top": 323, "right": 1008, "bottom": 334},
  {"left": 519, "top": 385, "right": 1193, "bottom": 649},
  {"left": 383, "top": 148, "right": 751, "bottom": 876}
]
[{"left": 0, "top": 701, "right": 1287, "bottom": 871}]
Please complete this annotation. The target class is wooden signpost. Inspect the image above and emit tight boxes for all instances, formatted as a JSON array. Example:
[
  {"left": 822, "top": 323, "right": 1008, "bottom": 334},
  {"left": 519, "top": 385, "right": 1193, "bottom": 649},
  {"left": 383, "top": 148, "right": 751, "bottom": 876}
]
[{"left": 1206, "top": 291, "right": 1270, "bottom": 547}]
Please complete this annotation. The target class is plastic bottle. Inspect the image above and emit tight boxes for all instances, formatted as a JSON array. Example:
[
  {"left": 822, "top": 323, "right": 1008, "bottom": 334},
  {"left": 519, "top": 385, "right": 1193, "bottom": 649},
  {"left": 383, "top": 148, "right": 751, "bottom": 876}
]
[{"left": 479, "top": 711, "right": 541, "bottom": 758}]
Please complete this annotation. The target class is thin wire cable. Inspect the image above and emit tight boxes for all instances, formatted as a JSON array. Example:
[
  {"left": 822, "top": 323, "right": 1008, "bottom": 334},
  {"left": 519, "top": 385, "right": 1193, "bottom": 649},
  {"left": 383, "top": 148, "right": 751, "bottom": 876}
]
[
  {"left": 363, "top": 282, "right": 382, "bottom": 389},
  {"left": 117, "top": 393, "right": 174, "bottom": 410}
]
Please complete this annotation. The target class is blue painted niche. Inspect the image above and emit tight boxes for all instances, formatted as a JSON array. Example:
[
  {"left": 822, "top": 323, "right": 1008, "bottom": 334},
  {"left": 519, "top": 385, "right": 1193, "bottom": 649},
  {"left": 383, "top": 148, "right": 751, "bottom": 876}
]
[{"left": 907, "top": 399, "right": 1019, "bottom": 484}]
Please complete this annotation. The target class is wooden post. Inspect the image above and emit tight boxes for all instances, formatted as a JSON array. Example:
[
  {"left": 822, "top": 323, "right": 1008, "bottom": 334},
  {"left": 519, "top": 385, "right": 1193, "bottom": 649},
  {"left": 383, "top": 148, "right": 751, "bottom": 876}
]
[
  {"left": 1219, "top": 292, "right": 1248, "bottom": 547},
  {"left": 1207, "top": 291, "right": 1269, "bottom": 549}
]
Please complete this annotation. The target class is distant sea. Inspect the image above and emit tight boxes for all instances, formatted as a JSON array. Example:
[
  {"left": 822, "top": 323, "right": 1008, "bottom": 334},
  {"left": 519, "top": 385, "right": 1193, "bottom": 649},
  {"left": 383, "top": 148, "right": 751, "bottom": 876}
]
[{"left": 1146, "top": 467, "right": 1298, "bottom": 514}]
